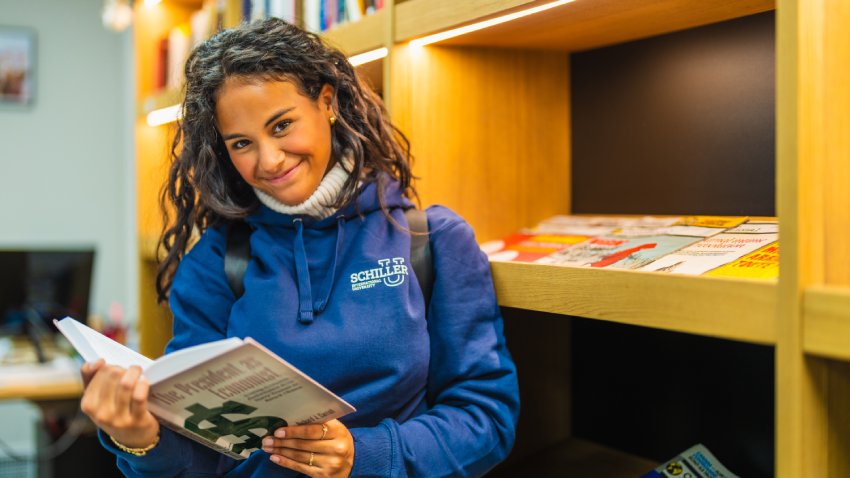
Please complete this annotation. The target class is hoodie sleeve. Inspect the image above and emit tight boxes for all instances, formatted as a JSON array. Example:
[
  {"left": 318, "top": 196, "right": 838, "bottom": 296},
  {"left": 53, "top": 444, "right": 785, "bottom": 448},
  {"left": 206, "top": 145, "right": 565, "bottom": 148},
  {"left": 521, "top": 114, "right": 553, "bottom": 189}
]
[
  {"left": 349, "top": 206, "right": 520, "bottom": 477},
  {"left": 102, "top": 225, "right": 241, "bottom": 478}
]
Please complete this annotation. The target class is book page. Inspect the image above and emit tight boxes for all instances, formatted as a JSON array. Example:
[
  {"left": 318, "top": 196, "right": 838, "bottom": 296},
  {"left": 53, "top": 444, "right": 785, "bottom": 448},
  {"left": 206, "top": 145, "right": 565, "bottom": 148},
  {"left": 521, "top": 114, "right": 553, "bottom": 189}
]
[
  {"left": 145, "top": 338, "right": 243, "bottom": 384},
  {"left": 54, "top": 317, "right": 152, "bottom": 368}
]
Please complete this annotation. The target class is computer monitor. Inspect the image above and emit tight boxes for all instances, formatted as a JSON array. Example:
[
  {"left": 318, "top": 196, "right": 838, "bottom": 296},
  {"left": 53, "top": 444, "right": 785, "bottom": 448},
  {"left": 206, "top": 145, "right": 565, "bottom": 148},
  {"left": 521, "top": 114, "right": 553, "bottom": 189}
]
[{"left": 0, "top": 249, "right": 95, "bottom": 335}]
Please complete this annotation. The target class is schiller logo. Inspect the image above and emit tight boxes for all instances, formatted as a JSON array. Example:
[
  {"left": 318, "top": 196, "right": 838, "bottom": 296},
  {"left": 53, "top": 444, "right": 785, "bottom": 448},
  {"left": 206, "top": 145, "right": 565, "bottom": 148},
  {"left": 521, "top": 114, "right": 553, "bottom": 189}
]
[{"left": 350, "top": 258, "right": 408, "bottom": 291}]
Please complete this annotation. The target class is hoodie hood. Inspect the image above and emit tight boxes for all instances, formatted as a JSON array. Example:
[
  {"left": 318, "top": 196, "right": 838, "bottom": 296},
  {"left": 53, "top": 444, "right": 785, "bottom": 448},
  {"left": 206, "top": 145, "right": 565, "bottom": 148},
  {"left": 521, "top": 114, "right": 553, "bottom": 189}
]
[{"left": 240, "top": 176, "right": 413, "bottom": 324}]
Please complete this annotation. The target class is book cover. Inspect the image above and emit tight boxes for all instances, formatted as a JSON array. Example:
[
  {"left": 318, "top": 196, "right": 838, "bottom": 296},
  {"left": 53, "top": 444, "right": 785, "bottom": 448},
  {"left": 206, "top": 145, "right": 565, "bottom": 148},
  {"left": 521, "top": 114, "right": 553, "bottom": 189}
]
[
  {"left": 639, "top": 223, "right": 778, "bottom": 276},
  {"left": 480, "top": 232, "right": 589, "bottom": 263},
  {"left": 54, "top": 317, "right": 355, "bottom": 460},
  {"left": 642, "top": 444, "right": 740, "bottom": 478},
  {"left": 705, "top": 241, "right": 779, "bottom": 279},
  {"left": 535, "top": 234, "right": 701, "bottom": 270}
]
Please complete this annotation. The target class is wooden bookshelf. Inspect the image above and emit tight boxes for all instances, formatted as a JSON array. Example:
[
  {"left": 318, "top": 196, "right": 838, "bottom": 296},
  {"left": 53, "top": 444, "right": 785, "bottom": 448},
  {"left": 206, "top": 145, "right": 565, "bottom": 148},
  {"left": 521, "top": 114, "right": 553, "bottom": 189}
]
[
  {"left": 127, "top": 1, "right": 850, "bottom": 476},
  {"left": 394, "top": 0, "right": 775, "bottom": 50},
  {"left": 492, "top": 262, "right": 777, "bottom": 345},
  {"left": 803, "top": 286, "right": 850, "bottom": 361},
  {"left": 321, "top": 8, "right": 388, "bottom": 55}
]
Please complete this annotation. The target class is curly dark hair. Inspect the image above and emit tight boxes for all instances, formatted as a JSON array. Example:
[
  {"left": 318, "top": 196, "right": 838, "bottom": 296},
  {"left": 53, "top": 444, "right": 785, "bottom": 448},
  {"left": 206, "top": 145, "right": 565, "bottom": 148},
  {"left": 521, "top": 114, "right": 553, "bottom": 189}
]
[{"left": 155, "top": 18, "right": 415, "bottom": 304}]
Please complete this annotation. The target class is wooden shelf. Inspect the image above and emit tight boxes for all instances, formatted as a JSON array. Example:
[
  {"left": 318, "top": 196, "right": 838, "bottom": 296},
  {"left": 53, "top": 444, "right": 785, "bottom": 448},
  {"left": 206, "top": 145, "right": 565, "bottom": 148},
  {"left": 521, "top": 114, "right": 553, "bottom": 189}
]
[
  {"left": 804, "top": 286, "right": 850, "bottom": 361},
  {"left": 138, "top": 87, "right": 182, "bottom": 116},
  {"left": 321, "top": 9, "right": 388, "bottom": 55},
  {"left": 0, "top": 381, "right": 82, "bottom": 402},
  {"left": 489, "top": 438, "right": 657, "bottom": 478},
  {"left": 491, "top": 261, "right": 777, "bottom": 345},
  {"left": 395, "top": 0, "right": 774, "bottom": 52}
]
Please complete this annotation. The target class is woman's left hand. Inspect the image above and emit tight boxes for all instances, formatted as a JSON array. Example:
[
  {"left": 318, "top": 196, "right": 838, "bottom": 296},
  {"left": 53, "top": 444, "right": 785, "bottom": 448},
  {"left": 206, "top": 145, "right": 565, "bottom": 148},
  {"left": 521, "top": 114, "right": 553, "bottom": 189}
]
[{"left": 262, "top": 419, "right": 354, "bottom": 478}]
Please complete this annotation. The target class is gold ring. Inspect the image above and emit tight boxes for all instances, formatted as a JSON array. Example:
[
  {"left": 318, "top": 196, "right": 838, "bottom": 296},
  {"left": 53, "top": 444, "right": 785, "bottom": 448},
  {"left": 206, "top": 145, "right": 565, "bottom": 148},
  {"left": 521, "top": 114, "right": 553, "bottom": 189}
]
[
  {"left": 308, "top": 452, "right": 315, "bottom": 467},
  {"left": 320, "top": 424, "right": 328, "bottom": 440}
]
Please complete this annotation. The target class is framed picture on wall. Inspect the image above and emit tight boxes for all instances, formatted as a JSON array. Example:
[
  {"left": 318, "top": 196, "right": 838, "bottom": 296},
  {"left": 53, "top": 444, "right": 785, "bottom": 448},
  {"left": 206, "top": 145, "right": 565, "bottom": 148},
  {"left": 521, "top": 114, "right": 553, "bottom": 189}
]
[{"left": 0, "top": 27, "right": 36, "bottom": 105}]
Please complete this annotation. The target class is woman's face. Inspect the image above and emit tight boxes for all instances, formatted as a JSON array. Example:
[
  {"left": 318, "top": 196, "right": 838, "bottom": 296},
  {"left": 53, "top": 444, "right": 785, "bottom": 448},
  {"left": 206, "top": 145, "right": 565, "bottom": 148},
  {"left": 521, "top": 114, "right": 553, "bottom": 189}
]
[{"left": 216, "top": 77, "right": 335, "bottom": 206}]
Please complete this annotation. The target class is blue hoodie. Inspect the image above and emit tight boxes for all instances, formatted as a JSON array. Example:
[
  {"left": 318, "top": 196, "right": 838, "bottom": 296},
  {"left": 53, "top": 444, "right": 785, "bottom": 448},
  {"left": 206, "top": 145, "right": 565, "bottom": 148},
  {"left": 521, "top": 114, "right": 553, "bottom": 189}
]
[{"left": 101, "top": 178, "right": 519, "bottom": 477}]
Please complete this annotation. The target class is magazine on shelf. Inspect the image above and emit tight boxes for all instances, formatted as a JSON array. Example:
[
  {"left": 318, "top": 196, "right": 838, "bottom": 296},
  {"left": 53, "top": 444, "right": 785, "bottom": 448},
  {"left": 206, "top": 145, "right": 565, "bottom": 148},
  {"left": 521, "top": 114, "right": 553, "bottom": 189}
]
[
  {"left": 641, "top": 444, "right": 740, "bottom": 478},
  {"left": 705, "top": 241, "right": 779, "bottom": 279},
  {"left": 535, "top": 234, "right": 702, "bottom": 269},
  {"left": 54, "top": 317, "right": 355, "bottom": 460},
  {"left": 480, "top": 232, "right": 590, "bottom": 262},
  {"left": 639, "top": 223, "right": 778, "bottom": 275}
]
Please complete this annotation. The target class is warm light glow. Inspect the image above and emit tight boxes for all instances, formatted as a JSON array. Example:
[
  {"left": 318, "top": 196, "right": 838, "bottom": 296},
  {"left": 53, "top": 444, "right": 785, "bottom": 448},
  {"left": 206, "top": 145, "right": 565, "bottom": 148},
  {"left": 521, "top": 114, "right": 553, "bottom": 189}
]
[
  {"left": 144, "top": 0, "right": 162, "bottom": 6},
  {"left": 146, "top": 104, "right": 181, "bottom": 126},
  {"left": 348, "top": 47, "right": 388, "bottom": 66},
  {"left": 409, "top": 0, "right": 576, "bottom": 48}
]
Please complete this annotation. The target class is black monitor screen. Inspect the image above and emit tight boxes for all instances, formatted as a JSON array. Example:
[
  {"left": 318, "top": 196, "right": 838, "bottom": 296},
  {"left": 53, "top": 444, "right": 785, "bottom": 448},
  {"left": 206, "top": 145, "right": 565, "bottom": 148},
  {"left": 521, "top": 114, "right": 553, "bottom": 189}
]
[{"left": 0, "top": 249, "right": 94, "bottom": 333}]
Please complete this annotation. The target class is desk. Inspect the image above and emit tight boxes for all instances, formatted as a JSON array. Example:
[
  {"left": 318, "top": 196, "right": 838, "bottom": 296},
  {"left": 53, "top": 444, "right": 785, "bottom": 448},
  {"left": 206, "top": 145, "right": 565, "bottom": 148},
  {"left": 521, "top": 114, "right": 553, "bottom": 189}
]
[{"left": 0, "top": 337, "right": 82, "bottom": 402}]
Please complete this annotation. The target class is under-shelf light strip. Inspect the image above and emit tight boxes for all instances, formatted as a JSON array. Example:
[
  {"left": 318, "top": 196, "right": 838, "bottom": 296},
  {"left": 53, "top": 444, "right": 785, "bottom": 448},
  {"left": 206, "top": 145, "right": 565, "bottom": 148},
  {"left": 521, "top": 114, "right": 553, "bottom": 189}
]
[
  {"left": 409, "top": 0, "right": 576, "bottom": 48},
  {"left": 349, "top": 47, "right": 388, "bottom": 66},
  {"left": 146, "top": 104, "right": 182, "bottom": 127},
  {"left": 146, "top": 47, "right": 388, "bottom": 126}
]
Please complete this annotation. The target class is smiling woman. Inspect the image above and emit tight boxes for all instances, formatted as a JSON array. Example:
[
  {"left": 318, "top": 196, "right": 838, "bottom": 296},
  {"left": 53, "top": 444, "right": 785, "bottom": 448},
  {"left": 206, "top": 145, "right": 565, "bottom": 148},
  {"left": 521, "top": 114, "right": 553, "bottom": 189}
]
[
  {"left": 216, "top": 79, "right": 335, "bottom": 207},
  {"left": 79, "top": 17, "right": 519, "bottom": 478}
]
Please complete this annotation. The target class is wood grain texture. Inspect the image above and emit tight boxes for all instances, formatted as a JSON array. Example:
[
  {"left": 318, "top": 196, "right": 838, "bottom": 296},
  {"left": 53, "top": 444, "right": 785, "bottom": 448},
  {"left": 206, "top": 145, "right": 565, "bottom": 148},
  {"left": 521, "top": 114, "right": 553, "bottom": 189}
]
[
  {"left": 804, "top": 286, "right": 850, "bottom": 361},
  {"left": 821, "top": 0, "right": 850, "bottom": 286},
  {"left": 321, "top": 8, "right": 387, "bottom": 55},
  {"left": 396, "top": 0, "right": 774, "bottom": 52},
  {"left": 395, "top": 0, "right": 532, "bottom": 42},
  {"left": 138, "top": 259, "right": 173, "bottom": 359},
  {"left": 391, "top": 45, "right": 570, "bottom": 242},
  {"left": 491, "top": 262, "right": 777, "bottom": 344}
]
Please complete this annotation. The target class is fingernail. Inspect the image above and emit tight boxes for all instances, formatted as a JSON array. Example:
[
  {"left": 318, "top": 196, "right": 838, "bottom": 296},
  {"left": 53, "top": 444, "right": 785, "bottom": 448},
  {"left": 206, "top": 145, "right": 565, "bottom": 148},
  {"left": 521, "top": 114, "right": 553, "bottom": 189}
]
[
  {"left": 270, "top": 455, "right": 280, "bottom": 464},
  {"left": 274, "top": 429, "right": 286, "bottom": 438},
  {"left": 262, "top": 437, "right": 273, "bottom": 447}
]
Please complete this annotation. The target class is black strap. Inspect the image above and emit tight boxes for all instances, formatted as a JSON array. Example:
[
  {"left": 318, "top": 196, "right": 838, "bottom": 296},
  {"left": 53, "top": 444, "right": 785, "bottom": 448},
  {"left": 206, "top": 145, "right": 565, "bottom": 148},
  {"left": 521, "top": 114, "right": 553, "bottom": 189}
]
[
  {"left": 224, "top": 220, "right": 252, "bottom": 299},
  {"left": 404, "top": 208, "right": 433, "bottom": 310},
  {"left": 224, "top": 209, "right": 434, "bottom": 308}
]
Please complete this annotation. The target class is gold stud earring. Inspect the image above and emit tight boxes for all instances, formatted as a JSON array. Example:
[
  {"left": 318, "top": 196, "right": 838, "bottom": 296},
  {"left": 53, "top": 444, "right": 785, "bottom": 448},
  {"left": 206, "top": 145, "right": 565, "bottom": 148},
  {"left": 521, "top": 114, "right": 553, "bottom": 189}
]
[{"left": 329, "top": 115, "right": 337, "bottom": 126}]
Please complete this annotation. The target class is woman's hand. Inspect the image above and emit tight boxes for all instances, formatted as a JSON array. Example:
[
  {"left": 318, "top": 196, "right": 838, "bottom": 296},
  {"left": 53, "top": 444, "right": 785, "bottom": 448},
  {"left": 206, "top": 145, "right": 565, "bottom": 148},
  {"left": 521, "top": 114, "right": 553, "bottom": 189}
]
[
  {"left": 80, "top": 359, "right": 160, "bottom": 449},
  {"left": 262, "top": 419, "right": 354, "bottom": 477}
]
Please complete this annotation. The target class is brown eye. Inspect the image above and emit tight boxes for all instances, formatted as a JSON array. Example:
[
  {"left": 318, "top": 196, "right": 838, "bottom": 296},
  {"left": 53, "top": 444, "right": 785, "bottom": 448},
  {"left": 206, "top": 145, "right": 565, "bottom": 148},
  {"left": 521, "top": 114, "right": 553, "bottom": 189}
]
[
  {"left": 272, "top": 120, "right": 291, "bottom": 134},
  {"left": 232, "top": 139, "right": 250, "bottom": 150}
]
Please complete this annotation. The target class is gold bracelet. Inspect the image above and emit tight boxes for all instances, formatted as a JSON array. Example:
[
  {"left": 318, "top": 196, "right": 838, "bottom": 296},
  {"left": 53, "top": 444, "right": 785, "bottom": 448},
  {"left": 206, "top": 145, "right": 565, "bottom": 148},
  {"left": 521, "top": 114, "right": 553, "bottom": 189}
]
[{"left": 110, "top": 432, "right": 160, "bottom": 457}]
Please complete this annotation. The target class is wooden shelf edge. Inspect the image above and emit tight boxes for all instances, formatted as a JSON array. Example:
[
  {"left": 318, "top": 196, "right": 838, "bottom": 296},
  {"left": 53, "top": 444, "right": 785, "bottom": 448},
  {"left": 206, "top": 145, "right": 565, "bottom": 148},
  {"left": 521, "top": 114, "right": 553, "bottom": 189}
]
[
  {"left": 395, "top": 0, "right": 532, "bottom": 43},
  {"left": 0, "top": 381, "right": 83, "bottom": 401},
  {"left": 491, "top": 261, "right": 777, "bottom": 345},
  {"left": 489, "top": 437, "right": 657, "bottom": 477},
  {"left": 321, "top": 9, "right": 388, "bottom": 56},
  {"left": 138, "top": 87, "right": 183, "bottom": 117},
  {"left": 803, "top": 285, "right": 850, "bottom": 361},
  {"left": 394, "top": 0, "right": 774, "bottom": 52}
]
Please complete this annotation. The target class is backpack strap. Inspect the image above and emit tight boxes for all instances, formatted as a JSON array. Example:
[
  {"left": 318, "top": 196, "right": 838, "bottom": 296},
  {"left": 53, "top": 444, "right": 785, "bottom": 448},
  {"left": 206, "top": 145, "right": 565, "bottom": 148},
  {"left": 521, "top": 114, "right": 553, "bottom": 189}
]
[
  {"left": 224, "top": 220, "right": 252, "bottom": 299},
  {"left": 224, "top": 210, "right": 434, "bottom": 309},
  {"left": 404, "top": 208, "right": 434, "bottom": 311}
]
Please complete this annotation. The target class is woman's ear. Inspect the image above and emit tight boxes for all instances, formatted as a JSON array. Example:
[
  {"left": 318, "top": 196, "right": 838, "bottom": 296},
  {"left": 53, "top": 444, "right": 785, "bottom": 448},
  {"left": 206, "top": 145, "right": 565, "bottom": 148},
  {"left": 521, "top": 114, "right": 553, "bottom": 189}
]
[{"left": 319, "top": 83, "right": 336, "bottom": 115}]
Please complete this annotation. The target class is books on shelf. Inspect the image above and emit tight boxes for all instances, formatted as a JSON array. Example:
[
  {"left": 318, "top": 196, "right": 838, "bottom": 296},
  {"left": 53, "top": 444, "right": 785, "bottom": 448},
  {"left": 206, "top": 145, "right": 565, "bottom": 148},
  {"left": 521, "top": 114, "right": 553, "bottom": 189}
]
[
  {"left": 642, "top": 444, "right": 740, "bottom": 478},
  {"left": 54, "top": 317, "right": 355, "bottom": 460},
  {"left": 482, "top": 215, "right": 779, "bottom": 279}
]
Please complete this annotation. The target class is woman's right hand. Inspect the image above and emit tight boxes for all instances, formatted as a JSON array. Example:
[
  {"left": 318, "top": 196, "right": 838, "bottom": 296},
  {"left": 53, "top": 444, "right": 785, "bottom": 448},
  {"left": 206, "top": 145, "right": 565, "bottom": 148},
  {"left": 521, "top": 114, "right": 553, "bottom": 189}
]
[{"left": 80, "top": 359, "right": 160, "bottom": 449}]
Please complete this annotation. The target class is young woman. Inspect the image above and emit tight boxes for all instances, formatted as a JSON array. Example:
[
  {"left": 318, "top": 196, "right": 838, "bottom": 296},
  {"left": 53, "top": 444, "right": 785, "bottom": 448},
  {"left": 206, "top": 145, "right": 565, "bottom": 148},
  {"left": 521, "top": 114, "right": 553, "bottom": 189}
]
[{"left": 80, "top": 18, "right": 519, "bottom": 477}]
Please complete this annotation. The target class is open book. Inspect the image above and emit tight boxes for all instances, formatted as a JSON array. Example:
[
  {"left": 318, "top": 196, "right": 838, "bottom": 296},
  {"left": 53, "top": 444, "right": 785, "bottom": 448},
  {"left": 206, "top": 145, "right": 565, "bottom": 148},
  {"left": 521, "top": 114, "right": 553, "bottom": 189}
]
[{"left": 54, "top": 317, "right": 355, "bottom": 460}]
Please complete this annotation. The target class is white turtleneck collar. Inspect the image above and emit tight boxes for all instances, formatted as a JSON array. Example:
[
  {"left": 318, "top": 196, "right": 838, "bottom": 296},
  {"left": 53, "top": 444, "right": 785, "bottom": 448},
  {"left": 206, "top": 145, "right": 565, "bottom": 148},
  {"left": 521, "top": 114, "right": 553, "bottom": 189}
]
[{"left": 253, "top": 157, "right": 353, "bottom": 220}]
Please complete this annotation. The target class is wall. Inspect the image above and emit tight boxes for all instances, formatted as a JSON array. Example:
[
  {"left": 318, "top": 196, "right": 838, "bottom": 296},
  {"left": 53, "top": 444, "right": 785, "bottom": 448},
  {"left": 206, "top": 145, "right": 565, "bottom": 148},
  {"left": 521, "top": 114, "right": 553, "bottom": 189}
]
[{"left": 0, "top": 0, "right": 136, "bottom": 323}]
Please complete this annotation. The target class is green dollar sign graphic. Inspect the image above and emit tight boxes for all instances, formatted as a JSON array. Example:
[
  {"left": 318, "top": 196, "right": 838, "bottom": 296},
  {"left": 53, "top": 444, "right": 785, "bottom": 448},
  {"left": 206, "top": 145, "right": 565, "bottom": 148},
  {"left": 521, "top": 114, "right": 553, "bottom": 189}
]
[{"left": 184, "top": 401, "right": 287, "bottom": 456}]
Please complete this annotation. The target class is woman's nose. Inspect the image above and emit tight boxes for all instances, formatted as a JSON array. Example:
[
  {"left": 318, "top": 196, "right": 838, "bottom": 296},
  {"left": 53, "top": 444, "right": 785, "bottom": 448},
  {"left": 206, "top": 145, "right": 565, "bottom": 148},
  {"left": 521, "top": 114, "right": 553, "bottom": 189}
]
[{"left": 258, "top": 141, "right": 285, "bottom": 173}]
